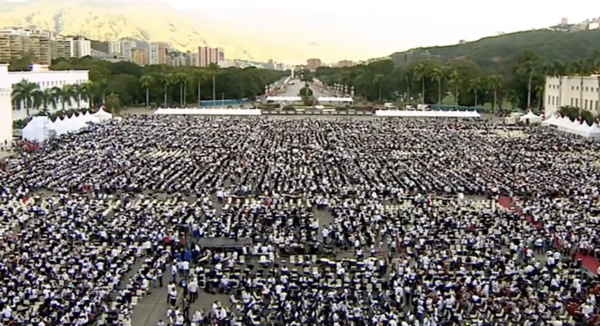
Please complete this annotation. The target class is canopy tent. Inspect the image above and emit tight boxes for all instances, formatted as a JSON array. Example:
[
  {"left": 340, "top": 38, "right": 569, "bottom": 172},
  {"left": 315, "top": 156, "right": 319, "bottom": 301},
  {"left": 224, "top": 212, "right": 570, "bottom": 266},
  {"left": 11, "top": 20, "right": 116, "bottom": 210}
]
[
  {"left": 375, "top": 110, "right": 481, "bottom": 118},
  {"left": 22, "top": 113, "right": 99, "bottom": 142},
  {"left": 154, "top": 108, "right": 262, "bottom": 116},
  {"left": 543, "top": 115, "right": 600, "bottom": 138},
  {"left": 519, "top": 111, "right": 542, "bottom": 124},
  {"left": 265, "top": 96, "right": 301, "bottom": 102},
  {"left": 92, "top": 108, "right": 113, "bottom": 121},
  {"left": 22, "top": 116, "right": 49, "bottom": 142},
  {"left": 317, "top": 97, "right": 354, "bottom": 103},
  {"left": 541, "top": 114, "right": 558, "bottom": 126}
]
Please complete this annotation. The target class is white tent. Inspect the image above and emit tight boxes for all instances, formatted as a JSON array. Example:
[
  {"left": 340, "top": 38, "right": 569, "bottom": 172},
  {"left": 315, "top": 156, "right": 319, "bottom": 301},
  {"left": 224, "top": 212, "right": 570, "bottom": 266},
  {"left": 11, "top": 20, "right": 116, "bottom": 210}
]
[
  {"left": 317, "top": 97, "right": 354, "bottom": 103},
  {"left": 22, "top": 116, "right": 49, "bottom": 142},
  {"left": 154, "top": 107, "right": 262, "bottom": 116},
  {"left": 519, "top": 111, "right": 542, "bottom": 124},
  {"left": 587, "top": 124, "right": 600, "bottom": 139},
  {"left": 541, "top": 114, "right": 557, "bottom": 126},
  {"left": 81, "top": 112, "right": 100, "bottom": 124},
  {"left": 375, "top": 110, "right": 480, "bottom": 118},
  {"left": 92, "top": 108, "right": 113, "bottom": 121}
]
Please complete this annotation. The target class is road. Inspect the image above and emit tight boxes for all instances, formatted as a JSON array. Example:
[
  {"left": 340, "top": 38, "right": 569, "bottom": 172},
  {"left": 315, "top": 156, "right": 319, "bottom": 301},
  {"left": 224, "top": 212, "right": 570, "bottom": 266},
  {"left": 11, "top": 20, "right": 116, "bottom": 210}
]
[{"left": 277, "top": 78, "right": 331, "bottom": 98}]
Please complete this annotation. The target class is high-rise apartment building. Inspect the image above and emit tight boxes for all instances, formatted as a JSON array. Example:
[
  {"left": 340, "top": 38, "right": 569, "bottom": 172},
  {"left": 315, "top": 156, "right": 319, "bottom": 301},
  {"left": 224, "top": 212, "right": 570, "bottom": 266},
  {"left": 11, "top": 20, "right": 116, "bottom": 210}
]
[
  {"left": 0, "top": 28, "right": 53, "bottom": 65},
  {"left": 72, "top": 37, "right": 91, "bottom": 58},
  {"left": 108, "top": 40, "right": 122, "bottom": 55},
  {"left": 50, "top": 37, "right": 71, "bottom": 60},
  {"left": 197, "top": 47, "right": 224, "bottom": 67},
  {"left": 306, "top": 58, "right": 321, "bottom": 71},
  {"left": 148, "top": 42, "right": 168, "bottom": 65},
  {"left": 121, "top": 39, "right": 137, "bottom": 62},
  {"left": 132, "top": 48, "right": 149, "bottom": 66}
]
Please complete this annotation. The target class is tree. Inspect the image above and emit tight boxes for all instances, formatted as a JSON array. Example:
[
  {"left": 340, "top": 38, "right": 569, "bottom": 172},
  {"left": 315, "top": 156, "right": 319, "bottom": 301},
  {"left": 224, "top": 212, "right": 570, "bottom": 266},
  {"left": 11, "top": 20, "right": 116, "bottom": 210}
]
[
  {"left": 11, "top": 79, "right": 39, "bottom": 117},
  {"left": 413, "top": 63, "right": 427, "bottom": 104},
  {"left": 431, "top": 67, "right": 446, "bottom": 104},
  {"left": 516, "top": 52, "right": 542, "bottom": 109},
  {"left": 448, "top": 70, "right": 463, "bottom": 106},
  {"left": 373, "top": 74, "right": 384, "bottom": 102},
  {"left": 468, "top": 78, "right": 483, "bottom": 107},
  {"left": 207, "top": 63, "right": 219, "bottom": 103},
  {"left": 486, "top": 75, "right": 503, "bottom": 112},
  {"left": 160, "top": 74, "right": 173, "bottom": 106},
  {"left": 58, "top": 84, "right": 75, "bottom": 111},
  {"left": 139, "top": 75, "right": 154, "bottom": 107},
  {"left": 105, "top": 93, "right": 122, "bottom": 114}
]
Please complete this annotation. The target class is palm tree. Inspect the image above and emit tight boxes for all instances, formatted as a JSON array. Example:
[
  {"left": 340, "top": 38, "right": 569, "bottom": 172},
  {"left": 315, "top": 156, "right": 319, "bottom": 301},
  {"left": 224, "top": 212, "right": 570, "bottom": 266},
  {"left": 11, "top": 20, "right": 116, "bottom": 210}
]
[
  {"left": 195, "top": 70, "right": 205, "bottom": 106},
  {"left": 41, "top": 88, "right": 57, "bottom": 114},
  {"left": 431, "top": 67, "right": 446, "bottom": 105},
  {"left": 207, "top": 63, "right": 220, "bottom": 104},
  {"left": 174, "top": 72, "right": 187, "bottom": 106},
  {"left": 468, "top": 78, "right": 482, "bottom": 107},
  {"left": 486, "top": 74, "right": 503, "bottom": 113},
  {"left": 95, "top": 79, "right": 109, "bottom": 105},
  {"left": 373, "top": 74, "right": 384, "bottom": 102},
  {"left": 517, "top": 57, "right": 541, "bottom": 110},
  {"left": 11, "top": 79, "right": 40, "bottom": 117},
  {"left": 57, "top": 84, "right": 75, "bottom": 111},
  {"left": 160, "top": 74, "right": 173, "bottom": 106},
  {"left": 413, "top": 62, "right": 427, "bottom": 104},
  {"left": 139, "top": 75, "right": 154, "bottom": 107},
  {"left": 70, "top": 83, "right": 86, "bottom": 109},
  {"left": 403, "top": 70, "right": 412, "bottom": 104},
  {"left": 448, "top": 70, "right": 463, "bottom": 106}
]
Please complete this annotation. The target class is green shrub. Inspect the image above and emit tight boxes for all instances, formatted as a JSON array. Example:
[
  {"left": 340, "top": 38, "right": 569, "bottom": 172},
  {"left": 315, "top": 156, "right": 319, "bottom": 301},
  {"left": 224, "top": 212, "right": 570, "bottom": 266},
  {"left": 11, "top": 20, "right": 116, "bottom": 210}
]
[{"left": 282, "top": 105, "right": 296, "bottom": 110}]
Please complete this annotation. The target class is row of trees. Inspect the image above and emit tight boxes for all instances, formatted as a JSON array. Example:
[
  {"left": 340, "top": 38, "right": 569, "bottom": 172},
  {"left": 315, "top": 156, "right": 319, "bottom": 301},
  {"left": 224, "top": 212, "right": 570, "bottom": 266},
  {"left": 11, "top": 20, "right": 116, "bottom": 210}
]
[
  {"left": 314, "top": 50, "right": 600, "bottom": 116},
  {"left": 10, "top": 54, "right": 288, "bottom": 115}
]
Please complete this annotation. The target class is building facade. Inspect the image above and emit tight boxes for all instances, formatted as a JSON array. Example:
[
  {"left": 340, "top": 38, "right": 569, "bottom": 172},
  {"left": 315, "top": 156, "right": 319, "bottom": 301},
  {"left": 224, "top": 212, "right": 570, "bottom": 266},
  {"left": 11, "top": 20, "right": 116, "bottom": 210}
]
[
  {"left": 149, "top": 42, "right": 168, "bottom": 65},
  {"left": 197, "top": 47, "right": 224, "bottom": 67},
  {"left": 132, "top": 48, "right": 149, "bottom": 66},
  {"left": 307, "top": 58, "right": 321, "bottom": 71},
  {"left": 72, "top": 37, "right": 91, "bottom": 58},
  {"left": 51, "top": 37, "right": 73, "bottom": 60},
  {"left": 11, "top": 65, "right": 89, "bottom": 121},
  {"left": 545, "top": 75, "right": 600, "bottom": 116},
  {"left": 0, "top": 28, "right": 52, "bottom": 65},
  {"left": 108, "top": 41, "right": 122, "bottom": 55},
  {"left": 336, "top": 60, "right": 353, "bottom": 68},
  {"left": 0, "top": 64, "right": 12, "bottom": 144},
  {"left": 121, "top": 39, "right": 137, "bottom": 62}
]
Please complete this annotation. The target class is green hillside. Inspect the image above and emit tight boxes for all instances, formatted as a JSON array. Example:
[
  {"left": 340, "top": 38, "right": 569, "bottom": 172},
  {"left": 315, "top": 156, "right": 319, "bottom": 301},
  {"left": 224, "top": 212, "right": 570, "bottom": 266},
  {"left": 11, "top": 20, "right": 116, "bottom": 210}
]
[{"left": 392, "top": 29, "right": 600, "bottom": 72}]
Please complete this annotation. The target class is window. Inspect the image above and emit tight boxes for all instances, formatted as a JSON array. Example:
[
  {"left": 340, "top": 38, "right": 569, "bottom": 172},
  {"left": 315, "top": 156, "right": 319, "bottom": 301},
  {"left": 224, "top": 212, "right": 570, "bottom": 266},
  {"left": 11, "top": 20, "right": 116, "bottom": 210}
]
[
  {"left": 571, "top": 98, "right": 574, "bottom": 106},
  {"left": 586, "top": 87, "right": 589, "bottom": 92},
  {"left": 585, "top": 99, "right": 588, "bottom": 109},
  {"left": 575, "top": 98, "right": 579, "bottom": 107},
  {"left": 572, "top": 86, "right": 575, "bottom": 90}
]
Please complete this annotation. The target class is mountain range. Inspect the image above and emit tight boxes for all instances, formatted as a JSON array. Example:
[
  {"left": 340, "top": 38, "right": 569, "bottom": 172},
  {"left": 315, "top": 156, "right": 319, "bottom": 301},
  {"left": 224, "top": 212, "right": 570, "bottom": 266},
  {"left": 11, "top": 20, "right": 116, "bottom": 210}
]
[
  {"left": 392, "top": 28, "right": 600, "bottom": 72},
  {"left": 0, "top": 0, "right": 362, "bottom": 62}
]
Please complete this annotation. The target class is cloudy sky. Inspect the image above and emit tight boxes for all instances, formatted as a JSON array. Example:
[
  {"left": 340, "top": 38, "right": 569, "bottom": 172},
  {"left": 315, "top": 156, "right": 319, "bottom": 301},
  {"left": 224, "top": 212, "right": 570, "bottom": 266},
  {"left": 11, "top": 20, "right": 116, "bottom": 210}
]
[
  {"left": 174, "top": 0, "right": 595, "bottom": 60},
  {"left": 7, "top": 0, "right": 597, "bottom": 61}
]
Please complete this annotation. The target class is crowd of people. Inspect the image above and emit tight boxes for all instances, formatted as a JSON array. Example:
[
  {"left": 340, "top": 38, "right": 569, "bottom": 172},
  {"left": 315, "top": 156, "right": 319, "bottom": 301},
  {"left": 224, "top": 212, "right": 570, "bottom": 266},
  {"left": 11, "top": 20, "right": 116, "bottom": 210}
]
[{"left": 1, "top": 116, "right": 600, "bottom": 326}]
